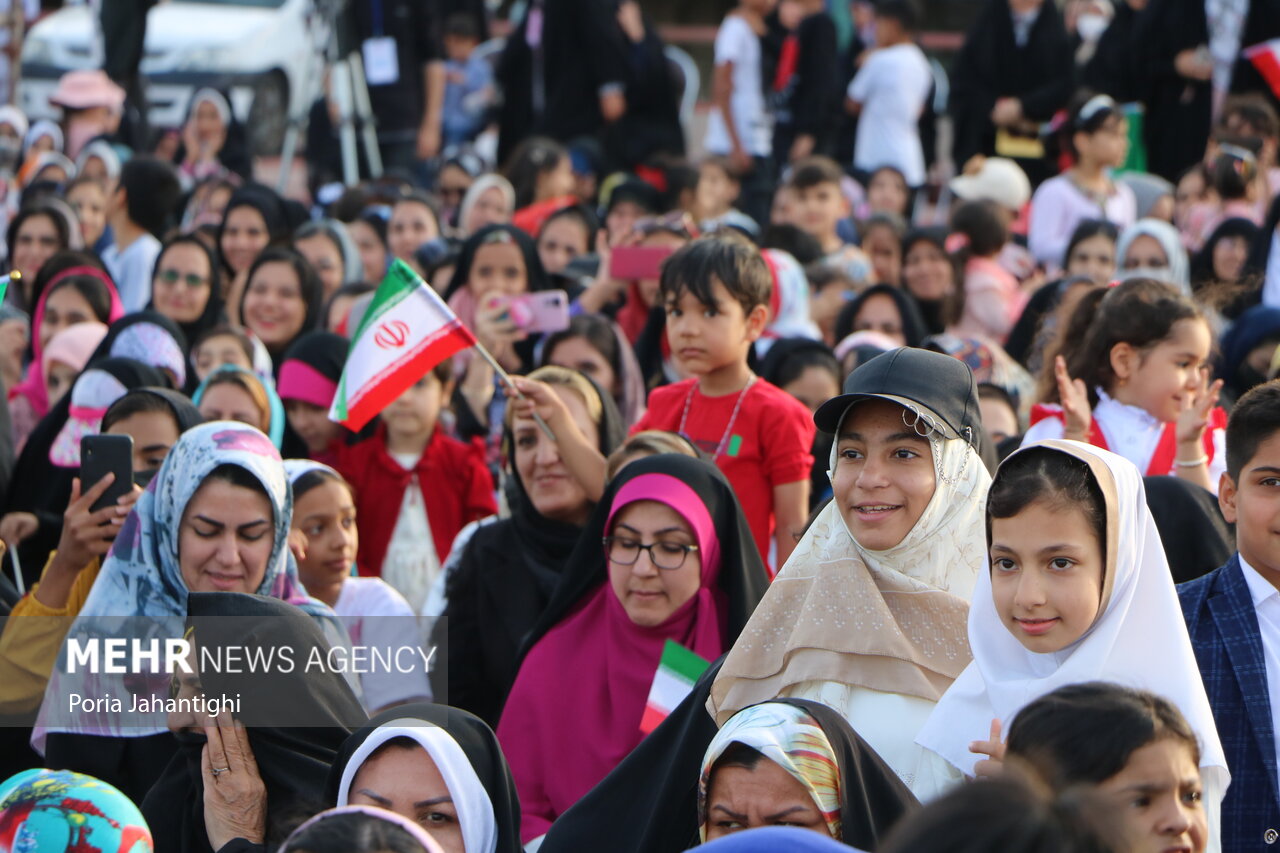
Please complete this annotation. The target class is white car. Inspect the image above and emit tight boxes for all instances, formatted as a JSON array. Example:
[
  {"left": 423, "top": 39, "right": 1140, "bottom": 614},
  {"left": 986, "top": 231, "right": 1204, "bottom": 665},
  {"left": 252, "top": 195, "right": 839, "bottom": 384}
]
[{"left": 19, "top": 0, "right": 329, "bottom": 154}]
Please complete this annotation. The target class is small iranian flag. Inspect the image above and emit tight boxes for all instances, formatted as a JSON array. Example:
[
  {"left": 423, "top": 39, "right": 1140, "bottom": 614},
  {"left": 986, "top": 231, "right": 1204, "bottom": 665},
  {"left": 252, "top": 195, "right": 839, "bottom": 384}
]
[
  {"left": 329, "top": 259, "right": 475, "bottom": 431},
  {"left": 1246, "top": 40, "right": 1280, "bottom": 100},
  {"left": 640, "top": 640, "right": 711, "bottom": 735}
]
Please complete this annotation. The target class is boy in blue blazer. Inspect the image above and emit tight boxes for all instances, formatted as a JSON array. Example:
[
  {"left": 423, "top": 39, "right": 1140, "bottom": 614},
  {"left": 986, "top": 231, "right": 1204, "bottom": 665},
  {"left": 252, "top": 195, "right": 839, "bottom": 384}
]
[{"left": 1181, "top": 380, "right": 1280, "bottom": 851}]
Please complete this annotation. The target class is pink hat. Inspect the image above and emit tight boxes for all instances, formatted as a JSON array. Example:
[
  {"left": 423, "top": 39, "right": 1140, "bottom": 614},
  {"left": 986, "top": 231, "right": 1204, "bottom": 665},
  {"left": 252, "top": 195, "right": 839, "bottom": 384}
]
[{"left": 50, "top": 71, "right": 125, "bottom": 112}]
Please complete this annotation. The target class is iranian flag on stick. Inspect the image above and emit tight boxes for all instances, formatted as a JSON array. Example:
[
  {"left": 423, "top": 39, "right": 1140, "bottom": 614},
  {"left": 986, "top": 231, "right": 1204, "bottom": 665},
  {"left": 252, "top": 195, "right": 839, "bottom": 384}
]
[
  {"left": 329, "top": 259, "right": 475, "bottom": 431},
  {"left": 1246, "top": 40, "right": 1280, "bottom": 100},
  {"left": 640, "top": 640, "right": 711, "bottom": 735}
]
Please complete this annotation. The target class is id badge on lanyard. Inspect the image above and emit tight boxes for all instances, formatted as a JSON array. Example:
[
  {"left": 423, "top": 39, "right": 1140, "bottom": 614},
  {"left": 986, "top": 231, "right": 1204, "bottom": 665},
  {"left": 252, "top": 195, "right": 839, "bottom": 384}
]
[{"left": 362, "top": 0, "right": 400, "bottom": 86}]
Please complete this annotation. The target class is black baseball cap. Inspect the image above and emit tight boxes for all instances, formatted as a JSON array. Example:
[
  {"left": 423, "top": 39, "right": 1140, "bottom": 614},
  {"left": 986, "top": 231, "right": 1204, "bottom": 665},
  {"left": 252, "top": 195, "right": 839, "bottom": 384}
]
[{"left": 813, "top": 347, "right": 980, "bottom": 444}]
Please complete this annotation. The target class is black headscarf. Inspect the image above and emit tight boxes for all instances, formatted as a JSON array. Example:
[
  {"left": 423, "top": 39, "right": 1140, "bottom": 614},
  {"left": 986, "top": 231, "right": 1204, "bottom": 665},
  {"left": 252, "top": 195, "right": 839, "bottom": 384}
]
[
  {"left": 760, "top": 338, "right": 839, "bottom": 508},
  {"left": 129, "top": 387, "right": 206, "bottom": 434},
  {"left": 147, "top": 236, "right": 226, "bottom": 358},
  {"left": 142, "top": 592, "right": 366, "bottom": 853},
  {"left": 1193, "top": 217, "right": 1261, "bottom": 284},
  {"left": 698, "top": 698, "right": 918, "bottom": 849},
  {"left": 1192, "top": 217, "right": 1263, "bottom": 318},
  {"left": 833, "top": 284, "right": 929, "bottom": 349},
  {"left": 433, "top": 371, "right": 625, "bottom": 727},
  {"left": 3, "top": 357, "right": 171, "bottom": 585},
  {"left": 900, "top": 228, "right": 954, "bottom": 336},
  {"left": 279, "top": 330, "right": 349, "bottom": 390},
  {"left": 1217, "top": 304, "right": 1280, "bottom": 401},
  {"left": 444, "top": 224, "right": 551, "bottom": 301},
  {"left": 324, "top": 703, "right": 522, "bottom": 853},
  {"left": 517, "top": 453, "right": 770, "bottom": 665},
  {"left": 215, "top": 184, "right": 294, "bottom": 276},
  {"left": 540, "top": 659, "right": 727, "bottom": 853},
  {"left": 1143, "top": 476, "right": 1234, "bottom": 585}
]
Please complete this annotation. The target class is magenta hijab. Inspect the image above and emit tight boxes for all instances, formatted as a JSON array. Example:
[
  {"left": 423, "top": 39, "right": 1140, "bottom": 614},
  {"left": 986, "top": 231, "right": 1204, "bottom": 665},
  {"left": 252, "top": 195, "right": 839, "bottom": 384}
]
[
  {"left": 10, "top": 266, "right": 124, "bottom": 417},
  {"left": 497, "top": 469, "right": 729, "bottom": 842}
]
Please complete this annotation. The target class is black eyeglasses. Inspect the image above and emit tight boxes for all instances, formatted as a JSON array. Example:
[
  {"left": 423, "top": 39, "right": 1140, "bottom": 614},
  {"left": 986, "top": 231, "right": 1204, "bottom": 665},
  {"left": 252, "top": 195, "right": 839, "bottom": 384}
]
[
  {"left": 156, "top": 268, "right": 209, "bottom": 289},
  {"left": 603, "top": 535, "right": 699, "bottom": 570}
]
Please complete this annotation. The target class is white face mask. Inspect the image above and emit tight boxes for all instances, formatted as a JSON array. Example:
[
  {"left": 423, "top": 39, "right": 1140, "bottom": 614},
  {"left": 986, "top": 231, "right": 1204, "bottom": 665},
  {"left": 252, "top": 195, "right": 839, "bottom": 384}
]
[{"left": 1076, "top": 12, "right": 1111, "bottom": 43}]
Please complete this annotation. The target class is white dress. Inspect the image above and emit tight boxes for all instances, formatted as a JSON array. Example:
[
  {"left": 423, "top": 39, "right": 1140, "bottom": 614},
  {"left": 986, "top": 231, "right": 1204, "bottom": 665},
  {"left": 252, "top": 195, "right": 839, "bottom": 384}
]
[{"left": 785, "top": 680, "right": 964, "bottom": 801}]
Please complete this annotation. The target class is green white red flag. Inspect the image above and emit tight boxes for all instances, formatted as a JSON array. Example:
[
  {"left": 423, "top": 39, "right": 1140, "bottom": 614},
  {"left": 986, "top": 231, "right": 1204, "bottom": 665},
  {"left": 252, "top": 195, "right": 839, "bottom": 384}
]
[
  {"left": 329, "top": 259, "right": 475, "bottom": 431},
  {"left": 640, "top": 640, "right": 711, "bottom": 735}
]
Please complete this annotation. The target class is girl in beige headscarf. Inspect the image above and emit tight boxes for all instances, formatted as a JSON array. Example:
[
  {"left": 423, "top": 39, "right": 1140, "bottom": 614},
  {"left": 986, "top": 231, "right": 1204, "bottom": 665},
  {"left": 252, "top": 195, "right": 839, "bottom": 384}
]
[{"left": 709, "top": 347, "right": 993, "bottom": 800}]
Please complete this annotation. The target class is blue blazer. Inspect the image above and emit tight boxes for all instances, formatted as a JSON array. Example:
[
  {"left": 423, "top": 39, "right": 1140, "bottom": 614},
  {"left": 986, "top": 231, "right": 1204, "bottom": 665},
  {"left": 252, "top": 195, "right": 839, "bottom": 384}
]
[{"left": 1180, "top": 555, "right": 1280, "bottom": 851}]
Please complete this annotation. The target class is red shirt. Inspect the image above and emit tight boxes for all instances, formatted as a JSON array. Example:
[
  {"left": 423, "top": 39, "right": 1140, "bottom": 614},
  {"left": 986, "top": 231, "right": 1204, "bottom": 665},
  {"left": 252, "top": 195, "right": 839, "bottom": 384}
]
[
  {"left": 336, "top": 425, "right": 497, "bottom": 577},
  {"left": 632, "top": 378, "right": 815, "bottom": 565}
]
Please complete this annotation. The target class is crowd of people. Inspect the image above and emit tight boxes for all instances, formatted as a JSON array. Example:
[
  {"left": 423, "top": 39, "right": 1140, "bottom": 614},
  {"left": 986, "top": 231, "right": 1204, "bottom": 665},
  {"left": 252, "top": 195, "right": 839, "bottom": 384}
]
[{"left": 0, "top": 0, "right": 1278, "bottom": 850}]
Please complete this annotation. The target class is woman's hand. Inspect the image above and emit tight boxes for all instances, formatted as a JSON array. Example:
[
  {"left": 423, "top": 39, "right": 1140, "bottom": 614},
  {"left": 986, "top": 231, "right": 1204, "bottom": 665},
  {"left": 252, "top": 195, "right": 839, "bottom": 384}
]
[
  {"left": 0, "top": 512, "right": 38, "bottom": 549},
  {"left": 288, "top": 527, "right": 308, "bottom": 564},
  {"left": 1176, "top": 371, "right": 1223, "bottom": 448},
  {"left": 970, "top": 719, "right": 1006, "bottom": 779},
  {"left": 991, "top": 97, "right": 1023, "bottom": 128},
  {"left": 202, "top": 715, "right": 267, "bottom": 849},
  {"left": 1175, "top": 47, "right": 1213, "bottom": 81},
  {"left": 507, "top": 376, "right": 573, "bottom": 435},
  {"left": 53, "top": 476, "right": 136, "bottom": 571},
  {"left": 473, "top": 294, "right": 526, "bottom": 367},
  {"left": 1054, "top": 355, "right": 1092, "bottom": 442}
]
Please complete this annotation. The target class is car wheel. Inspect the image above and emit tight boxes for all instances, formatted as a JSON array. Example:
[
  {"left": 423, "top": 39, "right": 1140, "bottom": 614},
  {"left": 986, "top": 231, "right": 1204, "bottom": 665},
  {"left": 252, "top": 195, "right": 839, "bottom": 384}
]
[{"left": 248, "top": 70, "right": 289, "bottom": 156}]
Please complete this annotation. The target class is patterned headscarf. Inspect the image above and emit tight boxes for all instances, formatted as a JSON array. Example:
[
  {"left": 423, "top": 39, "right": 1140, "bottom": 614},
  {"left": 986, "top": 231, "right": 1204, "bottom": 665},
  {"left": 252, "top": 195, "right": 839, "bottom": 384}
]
[
  {"left": 0, "top": 768, "right": 153, "bottom": 852},
  {"left": 35, "top": 421, "right": 345, "bottom": 748},
  {"left": 107, "top": 321, "right": 187, "bottom": 388},
  {"left": 698, "top": 703, "right": 843, "bottom": 841}
]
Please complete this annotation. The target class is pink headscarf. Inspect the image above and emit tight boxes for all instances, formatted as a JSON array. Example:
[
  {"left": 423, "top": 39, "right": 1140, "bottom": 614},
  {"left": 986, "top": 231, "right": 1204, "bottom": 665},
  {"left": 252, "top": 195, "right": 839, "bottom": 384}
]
[
  {"left": 9, "top": 266, "right": 124, "bottom": 417},
  {"left": 41, "top": 321, "right": 108, "bottom": 398},
  {"left": 497, "top": 472, "right": 726, "bottom": 842}
]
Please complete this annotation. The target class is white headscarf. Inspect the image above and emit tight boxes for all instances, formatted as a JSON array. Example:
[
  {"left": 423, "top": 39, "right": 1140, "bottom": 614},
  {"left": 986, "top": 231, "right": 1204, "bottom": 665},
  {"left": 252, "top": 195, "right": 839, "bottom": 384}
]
[
  {"left": 759, "top": 249, "right": 821, "bottom": 351},
  {"left": 189, "top": 88, "right": 232, "bottom": 127},
  {"left": 916, "top": 440, "right": 1228, "bottom": 794},
  {"left": 23, "top": 119, "right": 63, "bottom": 156},
  {"left": 710, "top": 398, "right": 991, "bottom": 721},
  {"left": 456, "top": 175, "right": 515, "bottom": 237},
  {"left": 0, "top": 105, "right": 29, "bottom": 140},
  {"left": 336, "top": 721, "right": 499, "bottom": 853},
  {"left": 1117, "top": 218, "right": 1191, "bottom": 295}
]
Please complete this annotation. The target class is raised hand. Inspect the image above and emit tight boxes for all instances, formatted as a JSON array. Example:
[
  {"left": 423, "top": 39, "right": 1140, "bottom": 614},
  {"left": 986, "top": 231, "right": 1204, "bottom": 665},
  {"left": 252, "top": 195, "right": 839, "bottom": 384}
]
[
  {"left": 969, "top": 718, "right": 1006, "bottom": 779},
  {"left": 1176, "top": 370, "right": 1223, "bottom": 447},
  {"left": 1054, "top": 355, "right": 1092, "bottom": 442}
]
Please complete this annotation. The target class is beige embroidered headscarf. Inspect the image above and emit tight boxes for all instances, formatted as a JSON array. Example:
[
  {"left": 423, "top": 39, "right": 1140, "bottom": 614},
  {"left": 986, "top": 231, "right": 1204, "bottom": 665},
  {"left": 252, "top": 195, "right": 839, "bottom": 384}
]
[{"left": 709, "top": 401, "right": 992, "bottom": 724}]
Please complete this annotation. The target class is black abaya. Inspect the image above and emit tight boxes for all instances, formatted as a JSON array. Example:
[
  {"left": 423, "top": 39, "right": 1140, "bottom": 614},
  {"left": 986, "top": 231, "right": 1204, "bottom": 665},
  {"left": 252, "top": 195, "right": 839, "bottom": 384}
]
[{"left": 141, "top": 592, "right": 366, "bottom": 853}]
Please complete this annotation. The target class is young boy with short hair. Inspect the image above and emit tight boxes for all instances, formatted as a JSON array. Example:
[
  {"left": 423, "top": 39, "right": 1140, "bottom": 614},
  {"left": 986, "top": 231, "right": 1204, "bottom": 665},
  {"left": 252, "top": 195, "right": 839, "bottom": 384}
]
[
  {"left": 789, "top": 156, "right": 872, "bottom": 287},
  {"left": 1180, "top": 379, "right": 1280, "bottom": 851},
  {"left": 337, "top": 359, "right": 496, "bottom": 612},
  {"left": 695, "top": 156, "right": 758, "bottom": 236},
  {"left": 102, "top": 156, "right": 181, "bottom": 312},
  {"left": 630, "top": 236, "right": 814, "bottom": 569},
  {"left": 441, "top": 12, "right": 495, "bottom": 149},
  {"left": 705, "top": 0, "right": 778, "bottom": 224}
]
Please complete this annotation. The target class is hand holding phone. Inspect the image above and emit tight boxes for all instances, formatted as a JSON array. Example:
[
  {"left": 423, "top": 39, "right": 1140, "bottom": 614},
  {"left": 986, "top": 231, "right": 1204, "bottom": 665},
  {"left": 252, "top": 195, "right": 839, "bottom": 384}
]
[
  {"left": 507, "top": 290, "right": 571, "bottom": 335},
  {"left": 81, "top": 434, "right": 134, "bottom": 513}
]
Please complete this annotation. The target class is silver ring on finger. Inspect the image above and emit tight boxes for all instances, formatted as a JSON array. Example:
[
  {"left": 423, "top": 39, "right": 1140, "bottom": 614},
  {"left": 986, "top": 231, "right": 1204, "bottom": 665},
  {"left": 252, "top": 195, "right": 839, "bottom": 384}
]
[{"left": 211, "top": 767, "right": 231, "bottom": 777}]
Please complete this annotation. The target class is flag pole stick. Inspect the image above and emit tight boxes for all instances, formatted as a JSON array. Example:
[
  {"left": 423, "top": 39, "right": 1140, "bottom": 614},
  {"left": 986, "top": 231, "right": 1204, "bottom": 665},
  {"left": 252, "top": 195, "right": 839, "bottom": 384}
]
[{"left": 472, "top": 341, "right": 557, "bottom": 442}]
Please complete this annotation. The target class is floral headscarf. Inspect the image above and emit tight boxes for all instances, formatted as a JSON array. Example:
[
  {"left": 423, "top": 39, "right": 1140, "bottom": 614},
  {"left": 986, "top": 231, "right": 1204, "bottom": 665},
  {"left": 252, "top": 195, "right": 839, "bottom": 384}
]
[
  {"left": 35, "top": 421, "right": 345, "bottom": 748},
  {"left": 698, "top": 703, "right": 843, "bottom": 841}
]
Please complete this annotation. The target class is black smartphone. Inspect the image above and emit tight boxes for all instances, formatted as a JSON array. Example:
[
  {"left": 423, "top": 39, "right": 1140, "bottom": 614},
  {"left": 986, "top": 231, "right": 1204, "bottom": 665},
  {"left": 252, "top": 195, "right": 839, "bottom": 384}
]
[{"left": 81, "top": 434, "right": 134, "bottom": 513}]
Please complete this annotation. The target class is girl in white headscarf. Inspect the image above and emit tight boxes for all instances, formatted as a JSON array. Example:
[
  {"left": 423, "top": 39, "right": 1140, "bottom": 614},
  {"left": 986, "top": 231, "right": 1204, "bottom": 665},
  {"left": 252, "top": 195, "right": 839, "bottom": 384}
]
[
  {"left": 709, "top": 347, "right": 993, "bottom": 801},
  {"left": 1117, "top": 217, "right": 1191, "bottom": 294},
  {"left": 916, "top": 439, "right": 1227, "bottom": 850}
]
